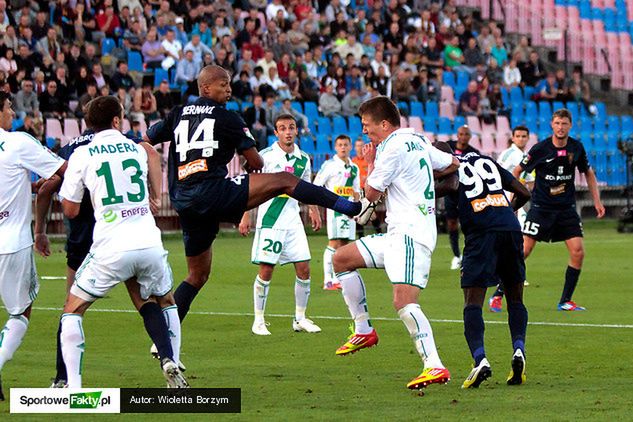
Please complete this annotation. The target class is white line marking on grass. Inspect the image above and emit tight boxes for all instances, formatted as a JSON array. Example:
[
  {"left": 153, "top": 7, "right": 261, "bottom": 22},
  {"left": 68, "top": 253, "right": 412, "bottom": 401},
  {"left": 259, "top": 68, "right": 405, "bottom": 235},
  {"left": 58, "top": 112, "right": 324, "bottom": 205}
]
[
  {"left": 41, "top": 276, "right": 66, "bottom": 280},
  {"left": 29, "top": 307, "right": 633, "bottom": 329}
]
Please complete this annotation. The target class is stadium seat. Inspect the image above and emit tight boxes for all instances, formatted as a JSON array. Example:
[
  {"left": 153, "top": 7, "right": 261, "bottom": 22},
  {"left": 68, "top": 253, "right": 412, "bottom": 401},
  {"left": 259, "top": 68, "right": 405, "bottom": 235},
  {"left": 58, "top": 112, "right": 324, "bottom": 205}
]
[
  {"left": 538, "top": 102, "right": 552, "bottom": 120},
  {"left": 621, "top": 115, "right": 633, "bottom": 136},
  {"left": 425, "top": 101, "right": 439, "bottom": 119},
  {"left": 128, "top": 51, "right": 144, "bottom": 72},
  {"left": 466, "top": 116, "right": 482, "bottom": 135},
  {"left": 423, "top": 116, "right": 438, "bottom": 133},
  {"left": 439, "top": 102, "right": 454, "bottom": 119},
  {"left": 479, "top": 133, "right": 496, "bottom": 154},
  {"left": 317, "top": 117, "right": 332, "bottom": 135},
  {"left": 607, "top": 115, "right": 621, "bottom": 133},
  {"left": 291, "top": 101, "right": 303, "bottom": 114},
  {"left": 45, "top": 118, "right": 65, "bottom": 141},
  {"left": 332, "top": 116, "right": 347, "bottom": 134},
  {"left": 299, "top": 135, "right": 315, "bottom": 154},
  {"left": 11, "top": 117, "right": 23, "bottom": 131},
  {"left": 443, "top": 71, "right": 456, "bottom": 88},
  {"left": 410, "top": 101, "right": 424, "bottom": 118},
  {"left": 510, "top": 86, "right": 523, "bottom": 103},
  {"left": 64, "top": 118, "right": 81, "bottom": 139},
  {"left": 226, "top": 101, "right": 240, "bottom": 112},
  {"left": 101, "top": 38, "right": 115, "bottom": 56},
  {"left": 400, "top": 116, "right": 408, "bottom": 127},
  {"left": 438, "top": 117, "right": 452, "bottom": 134},
  {"left": 267, "top": 135, "right": 276, "bottom": 147},
  {"left": 397, "top": 101, "right": 410, "bottom": 116},
  {"left": 315, "top": 134, "right": 331, "bottom": 153},
  {"left": 580, "top": 116, "right": 593, "bottom": 133},
  {"left": 409, "top": 116, "right": 423, "bottom": 132},
  {"left": 440, "top": 86, "right": 454, "bottom": 103},
  {"left": 510, "top": 101, "right": 524, "bottom": 120},
  {"left": 525, "top": 101, "right": 538, "bottom": 120},
  {"left": 552, "top": 101, "right": 565, "bottom": 112},
  {"left": 453, "top": 116, "right": 466, "bottom": 131},
  {"left": 497, "top": 116, "right": 512, "bottom": 138},
  {"left": 456, "top": 71, "right": 469, "bottom": 87},
  {"left": 523, "top": 86, "right": 535, "bottom": 101},
  {"left": 154, "top": 68, "right": 169, "bottom": 88},
  {"left": 304, "top": 102, "right": 318, "bottom": 121},
  {"left": 348, "top": 116, "right": 362, "bottom": 133},
  {"left": 121, "top": 118, "right": 131, "bottom": 133}
]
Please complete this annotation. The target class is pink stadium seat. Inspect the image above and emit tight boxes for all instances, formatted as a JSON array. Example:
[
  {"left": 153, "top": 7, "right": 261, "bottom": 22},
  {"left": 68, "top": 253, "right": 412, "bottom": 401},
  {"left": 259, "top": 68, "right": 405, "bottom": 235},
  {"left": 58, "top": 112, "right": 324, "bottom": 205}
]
[
  {"left": 409, "top": 116, "right": 423, "bottom": 132},
  {"left": 479, "top": 133, "right": 497, "bottom": 155},
  {"left": 469, "top": 134, "right": 482, "bottom": 151},
  {"left": 139, "top": 118, "right": 148, "bottom": 134},
  {"left": 121, "top": 118, "right": 131, "bottom": 134},
  {"left": 423, "top": 132, "right": 436, "bottom": 142},
  {"left": 527, "top": 134, "right": 538, "bottom": 150},
  {"left": 46, "top": 118, "right": 65, "bottom": 142},
  {"left": 496, "top": 116, "right": 511, "bottom": 138},
  {"left": 63, "top": 118, "right": 81, "bottom": 139},
  {"left": 400, "top": 116, "right": 408, "bottom": 127},
  {"left": 436, "top": 134, "right": 450, "bottom": 143},
  {"left": 81, "top": 119, "right": 87, "bottom": 132},
  {"left": 466, "top": 116, "right": 482, "bottom": 135},
  {"left": 439, "top": 102, "right": 455, "bottom": 119},
  {"left": 440, "top": 86, "right": 454, "bottom": 103}
]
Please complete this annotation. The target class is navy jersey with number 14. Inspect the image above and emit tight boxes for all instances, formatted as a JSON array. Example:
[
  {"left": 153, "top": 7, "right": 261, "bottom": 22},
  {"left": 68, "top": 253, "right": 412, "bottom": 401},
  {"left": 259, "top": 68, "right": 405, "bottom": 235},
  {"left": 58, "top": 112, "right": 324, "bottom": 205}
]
[{"left": 456, "top": 153, "right": 521, "bottom": 236}]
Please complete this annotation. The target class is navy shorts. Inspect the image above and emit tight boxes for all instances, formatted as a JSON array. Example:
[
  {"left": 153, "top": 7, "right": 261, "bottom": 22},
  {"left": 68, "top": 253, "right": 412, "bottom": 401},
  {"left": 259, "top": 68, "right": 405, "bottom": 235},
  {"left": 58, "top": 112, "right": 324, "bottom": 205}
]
[
  {"left": 444, "top": 194, "right": 459, "bottom": 219},
  {"left": 67, "top": 243, "right": 92, "bottom": 271},
  {"left": 461, "top": 231, "right": 526, "bottom": 289},
  {"left": 522, "top": 206, "right": 583, "bottom": 242},
  {"left": 178, "top": 175, "right": 250, "bottom": 257}
]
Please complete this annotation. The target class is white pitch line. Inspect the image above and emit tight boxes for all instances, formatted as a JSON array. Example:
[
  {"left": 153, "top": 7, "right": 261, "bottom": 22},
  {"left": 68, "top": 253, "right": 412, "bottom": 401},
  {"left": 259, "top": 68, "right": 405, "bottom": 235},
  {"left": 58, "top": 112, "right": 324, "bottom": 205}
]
[
  {"left": 41, "top": 276, "right": 66, "bottom": 280},
  {"left": 29, "top": 307, "right": 633, "bottom": 329}
]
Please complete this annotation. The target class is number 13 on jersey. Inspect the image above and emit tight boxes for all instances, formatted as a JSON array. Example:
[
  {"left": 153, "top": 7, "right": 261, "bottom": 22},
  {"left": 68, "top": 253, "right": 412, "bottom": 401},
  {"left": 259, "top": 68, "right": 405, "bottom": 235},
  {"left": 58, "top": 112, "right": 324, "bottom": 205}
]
[{"left": 174, "top": 118, "right": 218, "bottom": 161}]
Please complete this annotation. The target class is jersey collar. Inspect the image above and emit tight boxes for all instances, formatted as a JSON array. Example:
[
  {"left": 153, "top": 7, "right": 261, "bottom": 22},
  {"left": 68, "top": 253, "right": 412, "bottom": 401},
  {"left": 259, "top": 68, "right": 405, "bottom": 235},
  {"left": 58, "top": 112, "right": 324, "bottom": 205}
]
[
  {"left": 333, "top": 154, "right": 352, "bottom": 167},
  {"left": 273, "top": 141, "right": 302, "bottom": 159}
]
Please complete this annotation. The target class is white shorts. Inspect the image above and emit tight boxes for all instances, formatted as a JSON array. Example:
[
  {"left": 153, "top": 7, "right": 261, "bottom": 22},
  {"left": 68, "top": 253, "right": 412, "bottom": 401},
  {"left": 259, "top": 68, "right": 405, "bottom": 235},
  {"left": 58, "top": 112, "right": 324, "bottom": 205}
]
[
  {"left": 326, "top": 208, "right": 356, "bottom": 240},
  {"left": 251, "top": 227, "right": 311, "bottom": 265},
  {"left": 0, "top": 246, "right": 39, "bottom": 315},
  {"left": 71, "top": 246, "right": 173, "bottom": 302},
  {"left": 356, "top": 232, "right": 432, "bottom": 289}
]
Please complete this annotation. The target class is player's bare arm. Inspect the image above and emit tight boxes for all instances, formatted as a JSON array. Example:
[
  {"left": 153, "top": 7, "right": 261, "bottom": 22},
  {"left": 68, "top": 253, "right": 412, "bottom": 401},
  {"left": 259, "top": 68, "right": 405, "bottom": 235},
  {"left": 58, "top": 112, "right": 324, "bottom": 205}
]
[
  {"left": 140, "top": 142, "right": 163, "bottom": 214},
  {"left": 506, "top": 178, "right": 531, "bottom": 211},
  {"left": 584, "top": 167, "right": 605, "bottom": 218},
  {"left": 238, "top": 211, "right": 251, "bottom": 236},
  {"left": 308, "top": 205, "right": 322, "bottom": 231},
  {"left": 33, "top": 163, "right": 67, "bottom": 256},
  {"left": 241, "top": 146, "right": 264, "bottom": 171}
]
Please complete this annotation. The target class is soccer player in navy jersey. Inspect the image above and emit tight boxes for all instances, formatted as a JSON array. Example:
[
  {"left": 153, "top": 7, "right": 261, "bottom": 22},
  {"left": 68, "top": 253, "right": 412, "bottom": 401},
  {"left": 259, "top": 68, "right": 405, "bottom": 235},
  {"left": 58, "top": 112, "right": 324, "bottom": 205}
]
[
  {"left": 452, "top": 150, "right": 531, "bottom": 388},
  {"left": 514, "top": 109, "right": 605, "bottom": 311},
  {"left": 145, "top": 65, "right": 361, "bottom": 328}
]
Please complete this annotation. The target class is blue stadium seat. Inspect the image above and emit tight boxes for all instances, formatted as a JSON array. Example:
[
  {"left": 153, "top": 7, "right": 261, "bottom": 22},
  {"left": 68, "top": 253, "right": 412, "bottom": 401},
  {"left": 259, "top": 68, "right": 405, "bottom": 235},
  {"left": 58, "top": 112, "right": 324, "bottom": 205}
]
[
  {"left": 423, "top": 116, "right": 438, "bottom": 133},
  {"left": 525, "top": 101, "right": 538, "bottom": 119},
  {"left": 621, "top": 115, "right": 633, "bottom": 136},
  {"left": 501, "top": 88, "right": 510, "bottom": 107},
  {"left": 425, "top": 101, "right": 439, "bottom": 119},
  {"left": 538, "top": 117, "right": 551, "bottom": 132},
  {"left": 299, "top": 135, "right": 315, "bottom": 154},
  {"left": 317, "top": 117, "right": 332, "bottom": 135},
  {"left": 154, "top": 68, "right": 169, "bottom": 88},
  {"left": 565, "top": 102, "right": 580, "bottom": 124},
  {"left": 438, "top": 117, "right": 452, "bottom": 135},
  {"left": 593, "top": 116, "right": 606, "bottom": 133},
  {"left": 332, "top": 116, "right": 347, "bottom": 134},
  {"left": 128, "top": 51, "right": 144, "bottom": 72},
  {"left": 525, "top": 116, "right": 538, "bottom": 134},
  {"left": 510, "top": 87, "right": 523, "bottom": 104},
  {"left": 348, "top": 116, "right": 362, "bottom": 133},
  {"left": 606, "top": 132, "right": 619, "bottom": 151},
  {"left": 456, "top": 71, "right": 469, "bottom": 87},
  {"left": 226, "top": 101, "right": 240, "bottom": 112},
  {"left": 594, "top": 102, "right": 607, "bottom": 120},
  {"left": 552, "top": 101, "right": 565, "bottom": 113},
  {"left": 315, "top": 134, "right": 331, "bottom": 153},
  {"left": 102, "top": 38, "right": 115, "bottom": 56},
  {"left": 443, "top": 72, "right": 456, "bottom": 88},
  {"left": 453, "top": 116, "right": 466, "bottom": 131},
  {"left": 538, "top": 101, "right": 552, "bottom": 120},
  {"left": 410, "top": 101, "right": 424, "bottom": 118},
  {"left": 397, "top": 101, "right": 410, "bottom": 116},
  {"left": 511, "top": 114, "right": 523, "bottom": 129},
  {"left": 454, "top": 84, "right": 467, "bottom": 101},
  {"left": 304, "top": 102, "right": 318, "bottom": 120},
  {"left": 511, "top": 101, "right": 524, "bottom": 120},
  {"left": 523, "top": 86, "right": 535, "bottom": 102},
  {"left": 11, "top": 117, "right": 23, "bottom": 131},
  {"left": 291, "top": 101, "right": 303, "bottom": 114},
  {"left": 241, "top": 101, "right": 253, "bottom": 111},
  {"left": 267, "top": 135, "right": 276, "bottom": 147},
  {"left": 580, "top": 116, "right": 593, "bottom": 132}
]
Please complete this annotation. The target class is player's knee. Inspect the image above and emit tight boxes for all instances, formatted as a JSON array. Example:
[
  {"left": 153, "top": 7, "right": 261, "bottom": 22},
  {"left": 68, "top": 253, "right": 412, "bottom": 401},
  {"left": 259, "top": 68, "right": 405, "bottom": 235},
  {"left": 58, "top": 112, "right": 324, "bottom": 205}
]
[
  {"left": 570, "top": 247, "right": 584, "bottom": 263},
  {"left": 332, "top": 251, "right": 348, "bottom": 273},
  {"left": 186, "top": 269, "right": 210, "bottom": 288}
]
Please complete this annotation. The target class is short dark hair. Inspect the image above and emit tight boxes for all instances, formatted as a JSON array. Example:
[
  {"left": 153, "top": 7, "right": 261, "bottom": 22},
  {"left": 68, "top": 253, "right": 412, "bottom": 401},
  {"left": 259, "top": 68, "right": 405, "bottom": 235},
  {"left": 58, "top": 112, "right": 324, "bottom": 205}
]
[
  {"left": 512, "top": 125, "right": 529, "bottom": 136},
  {"left": 358, "top": 96, "right": 400, "bottom": 127},
  {"left": 0, "top": 91, "right": 11, "bottom": 108},
  {"left": 274, "top": 113, "right": 296, "bottom": 128},
  {"left": 85, "top": 96, "right": 123, "bottom": 132},
  {"left": 334, "top": 134, "right": 351, "bottom": 144},
  {"left": 552, "top": 108, "right": 572, "bottom": 123}
]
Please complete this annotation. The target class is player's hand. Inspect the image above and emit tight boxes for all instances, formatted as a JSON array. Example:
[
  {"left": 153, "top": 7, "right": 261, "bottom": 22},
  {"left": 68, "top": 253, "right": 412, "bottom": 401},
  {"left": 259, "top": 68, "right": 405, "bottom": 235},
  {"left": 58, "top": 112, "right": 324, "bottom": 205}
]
[
  {"left": 309, "top": 208, "right": 322, "bottom": 231},
  {"left": 238, "top": 220, "right": 251, "bottom": 236},
  {"left": 149, "top": 197, "right": 161, "bottom": 215},
  {"left": 34, "top": 233, "right": 50, "bottom": 257},
  {"left": 595, "top": 201, "right": 606, "bottom": 219},
  {"left": 362, "top": 142, "right": 376, "bottom": 163}
]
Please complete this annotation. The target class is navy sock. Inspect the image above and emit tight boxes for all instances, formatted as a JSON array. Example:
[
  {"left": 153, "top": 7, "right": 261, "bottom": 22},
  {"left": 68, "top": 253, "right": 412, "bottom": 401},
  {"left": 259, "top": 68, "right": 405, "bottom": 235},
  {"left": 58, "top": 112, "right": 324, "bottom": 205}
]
[
  {"left": 507, "top": 302, "right": 528, "bottom": 354},
  {"left": 292, "top": 180, "right": 361, "bottom": 216},
  {"left": 463, "top": 304, "right": 486, "bottom": 365},
  {"left": 560, "top": 266, "right": 581, "bottom": 303},
  {"left": 174, "top": 281, "right": 199, "bottom": 322},
  {"left": 449, "top": 229, "right": 460, "bottom": 257},
  {"left": 140, "top": 302, "right": 173, "bottom": 361},
  {"left": 54, "top": 319, "right": 67, "bottom": 382},
  {"left": 493, "top": 284, "right": 504, "bottom": 297}
]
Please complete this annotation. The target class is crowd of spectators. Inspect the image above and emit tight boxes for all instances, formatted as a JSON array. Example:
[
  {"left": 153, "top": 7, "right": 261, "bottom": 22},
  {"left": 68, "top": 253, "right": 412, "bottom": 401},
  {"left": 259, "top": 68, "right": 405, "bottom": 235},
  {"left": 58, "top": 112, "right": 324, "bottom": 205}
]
[{"left": 0, "top": 0, "right": 598, "bottom": 148}]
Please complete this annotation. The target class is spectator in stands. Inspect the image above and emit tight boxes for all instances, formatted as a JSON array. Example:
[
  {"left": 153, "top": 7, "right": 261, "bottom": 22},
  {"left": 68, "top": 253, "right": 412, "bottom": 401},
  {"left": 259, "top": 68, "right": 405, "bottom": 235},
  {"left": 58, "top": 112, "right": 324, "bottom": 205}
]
[
  {"left": 82, "top": 43, "right": 100, "bottom": 70},
  {"left": 123, "top": 17, "right": 146, "bottom": 52},
  {"left": 415, "top": 66, "right": 439, "bottom": 103},
  {"left": 567, "top": 68, "right": 596, "bottom": 115},
  {"left": 371, "top": 50, "right": 391, "bottom": 78},
  {"left": 373, "top": 65, "right": 392, "bottom": 98},
  {"left": 33, "top": 71, "right": 46, "bottom": 96},
  {"left": 191, "top": 19, "right": 213, "bottom": 49},
  {"left": 14, "top": 79, "right": 38, "bottom": 120},
  {"left": 503, "top": 58, "right": 522, "bottom": 90},
  {"left": 0, "top": 48, "right": 16, "bottom": 76},
  {"left": 16, "top": 113, "right": 39, "bottom": 139},
  {"left": 319, "top": 83, "right": 342, "bottom": 117},
  {"left": 142, "top": 27, "right": 166, "bottom": 70},
  {"left": 184, "top": 34, "right": 213, "bottom": 67},
  {"left": 422, "top": 36, "right": 445, "bottom": 74},
  {"left": 36, "top": 27, "right": 61, "bottom": 60},
  {"left": 96, "top": 5, "right": 121, "bottom": 39},
  {"left": 535, "top": 72, "right": 558, "bottom": 102},
  {"left": 476, "top": 23, "right": 495, "bottom": 53},
  {"left": 458, "top": 80, "right": 480, "bottom": 116},
  {"left": 90, "top": 62, "right": 110, "bottom": 91},
  {"left": 15, "top": 43, "right": 36, "bottom": 78},
  {"left": 232, "top": 70, "right": 254, "bottom": 103},
  {"left": 131, "top": 82, "right": 157, "bottom": 122},
  {"left": 215, "top": 34, "right": 238, "bottom": 62},
  {"left": 53, "top": 66, "right": 73, "bottom": 104},
  {"left": 249, "top": 66, "right": 267, "bottom": 96},
  {"left": 554, "top": 68, "right": 571, "bottom": 102},
  {"left": 336, "top": 34, "right": 365, "bottom": 64},
  {"left": 463, "top": 37, "right": 484, "bottom": 71},
  {"left": 512, "top": 35, "right": 532, "bottom": 64},
  {"left": 325, "top": 0, "right": 348, "bottom": 23},
  {"left": 393, "top": 68, "right": 416, "bottom": 102},
  {"left": 491, "top": 36, "right": 509, "bottom": 67},
  {"left": 154, "top": 80, "right": 174, "bottom": 119},
  {"left": 116, "top": 86, "right": 132, "bottom": 117},
  {"left": 276, "top": 98, "right": 309, "bottom": 133},
  {"left": 298, "top": 69, "right": 320, "bottom": 103},
  {"left": 161, "top": 28, "right": 183, "bottom": 71},
  {"left": 277, "top": 53, "right": 291, "bottom": 83},
  {"left": 384, "top": 22, "right": 404, "bottom": 56},
  {"left": 73, "top": 66, "right": 94, "bottom": 99},
  {"left": 76, "top": 82, "right": 98, "bottom": 119},
  {"left": 65, "top": 43, "right": 87, "bottom": 79},
  {"left": 237, "top": 49, "right": 256, "bottom": 77},
  {"left": 444, "top": 35, "right": 468, "bottom": 73},
  {"left": 262, "top": 94, "right": 277, "bottom": 135},
  {"left": 110, "top": 61, "right": 136, "bottom": 92},
  {"left": 263, "top": 66, "right": 286, "bottom": 96},
  {"left": 266, "top": 0, "right": 289, "bottom": 22},
  {"left": 126, "top": 119, "right": 142, "bottom": 138},
  {"left": 244, "top": 94, "right": 268, "bottom": 151},
  {"left": 287, "top": 20, "right": 309, "bottom": 56},
  {"left": 175, "top": 48, "right": 201, "bottom": 91},
  {"left": 341, "top": 87, "right": 362, "bottom": 117},
  {"left": 39, "top": 80, "right": 67, "bottom": 119},
  {"left": 31, "top": 10, "right": 50, "bottom": 40},
  {"left": 521, "top": 50, "right": 546, "bottom": 87},
  {"left": 257, "top": 49, "right": 277, "bottom": 79}
]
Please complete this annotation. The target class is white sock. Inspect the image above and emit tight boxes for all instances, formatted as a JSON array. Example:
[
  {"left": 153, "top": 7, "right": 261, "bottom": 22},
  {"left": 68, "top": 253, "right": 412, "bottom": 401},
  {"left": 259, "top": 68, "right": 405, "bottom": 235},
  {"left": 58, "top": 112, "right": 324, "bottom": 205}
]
[
  {"left": 162, "top": 305, "right": 181, "bottom": 366},
  {"left": 337, "top": 271, "right": 373, "bottom": 334},
  {"left": 323, "top": 247, "right": 335, "bottom": 284},
  {"left": 398, "top": 303, "right": 444, "bottom": 369},
  {"left": 0, "top": 315, "right": 29, "bottom": 371},
  {"left": 253, "top": 275, "right": 270, "bottom": 322},
  {"left": 60, "top": 314, "right": 85, "bottom": 388},
  {"left": 294, "top": 277, "right": 310, "bottom": 320}
]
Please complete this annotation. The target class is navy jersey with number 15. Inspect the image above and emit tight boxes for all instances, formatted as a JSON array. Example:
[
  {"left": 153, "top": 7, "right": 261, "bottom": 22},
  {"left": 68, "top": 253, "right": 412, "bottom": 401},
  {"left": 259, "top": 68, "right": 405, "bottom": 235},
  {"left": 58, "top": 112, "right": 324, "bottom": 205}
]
[
  {"left": 457, "top": 153, "right": 521, "bottom": 236},
  {"left": 146, "top": 97, "right": 256, "bottom": 210}
]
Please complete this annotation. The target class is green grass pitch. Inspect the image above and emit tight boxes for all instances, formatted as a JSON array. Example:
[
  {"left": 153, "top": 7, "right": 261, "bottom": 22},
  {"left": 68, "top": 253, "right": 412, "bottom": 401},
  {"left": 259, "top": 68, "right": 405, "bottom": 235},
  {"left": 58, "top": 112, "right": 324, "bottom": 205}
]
[{"left": 1, "top": 220, "right": 632, "bottom": 420}]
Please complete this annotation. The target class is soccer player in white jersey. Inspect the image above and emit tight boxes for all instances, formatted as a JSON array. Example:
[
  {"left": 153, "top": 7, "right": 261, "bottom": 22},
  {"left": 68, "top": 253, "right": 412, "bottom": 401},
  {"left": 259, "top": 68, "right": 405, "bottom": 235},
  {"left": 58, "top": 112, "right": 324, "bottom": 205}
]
[
  {"left": 0, "top": 91, "right": 66, "bottom": 399},
  {"left": 489, "top": 125, "right": 534, "bottom": 312},
  {"left": 332, "top": 96, "right": 459, "bottom": 390},
  {"left": 58, "top": 96, "right": 187, "bottom": 388},
  {"left": 313, "top": 135, "right": 361, "bottom": 290},
  {"left": 239, "top": 114, "right": 323, "bottom": 335}
]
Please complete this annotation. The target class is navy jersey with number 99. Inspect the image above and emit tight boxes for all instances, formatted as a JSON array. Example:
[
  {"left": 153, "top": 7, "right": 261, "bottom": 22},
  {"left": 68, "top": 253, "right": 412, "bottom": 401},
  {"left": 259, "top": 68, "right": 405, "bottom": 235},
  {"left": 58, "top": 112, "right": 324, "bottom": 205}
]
[{"left": 457, "top": 153, "right": 522, "bottom": 236}]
